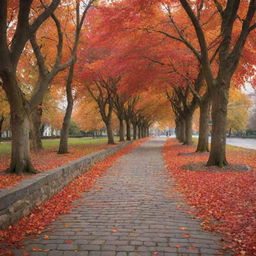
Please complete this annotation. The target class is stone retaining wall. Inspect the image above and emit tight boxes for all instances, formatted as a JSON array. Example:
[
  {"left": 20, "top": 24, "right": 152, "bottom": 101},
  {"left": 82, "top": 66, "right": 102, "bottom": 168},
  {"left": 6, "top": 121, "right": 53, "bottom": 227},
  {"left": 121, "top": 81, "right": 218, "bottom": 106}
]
[{"left": 0, "top": 142, "right": 131, "bottom": 229}]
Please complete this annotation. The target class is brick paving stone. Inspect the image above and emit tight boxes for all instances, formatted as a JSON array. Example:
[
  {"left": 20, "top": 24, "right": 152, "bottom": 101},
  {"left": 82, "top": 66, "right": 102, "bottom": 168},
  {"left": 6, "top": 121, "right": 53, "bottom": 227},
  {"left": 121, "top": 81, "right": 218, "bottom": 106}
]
[{"left": 11, "top": 138, "right": 231, "bottom": 256}]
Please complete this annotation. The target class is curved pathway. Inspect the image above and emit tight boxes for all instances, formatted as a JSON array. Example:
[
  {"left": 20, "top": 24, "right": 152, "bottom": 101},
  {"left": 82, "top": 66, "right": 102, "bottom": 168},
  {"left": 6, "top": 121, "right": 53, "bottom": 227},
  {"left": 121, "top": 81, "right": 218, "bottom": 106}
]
[{"left": 12, "top": 138, "right": 230, "bottom": 256}]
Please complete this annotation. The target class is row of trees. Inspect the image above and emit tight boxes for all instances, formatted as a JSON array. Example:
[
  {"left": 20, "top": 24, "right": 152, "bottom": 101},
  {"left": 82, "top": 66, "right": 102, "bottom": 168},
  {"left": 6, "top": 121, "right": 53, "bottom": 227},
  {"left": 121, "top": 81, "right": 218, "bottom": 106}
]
[
  {"left": 0, "top": 0, "right": 169, "bottom": 175},
  {"left": 0, "top": 0, "right": 255, "bottom": 174},
  {"left": 0, "top": 0, "right": 97, "bottom": 174},
  {"left": 82, "top": 0, "right": 256, "bottom": 167}
]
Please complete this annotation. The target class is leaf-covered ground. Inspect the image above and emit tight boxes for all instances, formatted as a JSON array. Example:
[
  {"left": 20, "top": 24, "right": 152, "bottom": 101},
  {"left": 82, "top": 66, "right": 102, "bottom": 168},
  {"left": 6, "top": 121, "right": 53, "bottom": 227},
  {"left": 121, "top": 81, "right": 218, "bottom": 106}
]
[
  {"left": 0, "top": 142, "right": 112, "bottom": 189},
  {"left": 0, "top": 138, "right": 148, "bottom": 255},
  {"left": 163, "top": 139, "right": 256, "bottom": 256}
]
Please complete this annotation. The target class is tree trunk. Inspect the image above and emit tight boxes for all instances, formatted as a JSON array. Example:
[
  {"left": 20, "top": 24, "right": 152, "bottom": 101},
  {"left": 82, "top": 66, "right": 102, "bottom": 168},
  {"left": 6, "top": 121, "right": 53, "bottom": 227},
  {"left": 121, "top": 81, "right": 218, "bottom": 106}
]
[
  {"left": 141, "top": 126, "right": 145, "bottom": 138},
  {"left": 177, "top": 119, "right": 185, "bottom": 143},
  {"left": 175, "top": 120, "right": 180, "bottom": 140},
  {"left": 106, "top": 121, "right": 115, "bottom": 144},
  {"left": 196, "top": 99, "right": 210, "bottom": 152},
  {"left": 30, "top": 105, "right": 43, "bottom": 151},
  {"left": 228, "top": 127, "right": 232, "bottom": 137},
  {"left": 207, "top": 85, "right": 228, "bottom": 167},
  {"left": 138, "top": 125, "right": 141, "bottom": 138},
  {"left": 2, "top": 74, "right": 37, "bottom": 174},
  {"left": 183, "top": 112, "right": 193, "bottom": 145},
  {"left": 140, "top": 126, "right": 143, "bottom": 138},
  {"left": 58, "top": 63, "right": 75, "bottom": 154},
  {"left": 132, "top": 123, "right": 137, "bottom": 140},
  {"left": 145, "top": 127, "right": 148, "bottom": 137},
  {"left": 126, "top": 119, "right": 131, "bottom": 141},
  {"left": 118, "top": 118, "right": 125, "bottom": 141},
  {"left": 58, "top": 102, "right": 73, "bottom": 154},
  {"left": 9, "top": 111, "right": 37, "bottom": 174},
  {"left": 40, "top": 123, "right": 45, "bottom": 137},
  {"left": 0, "top": 116, "right": 4, "bottom": 138}
]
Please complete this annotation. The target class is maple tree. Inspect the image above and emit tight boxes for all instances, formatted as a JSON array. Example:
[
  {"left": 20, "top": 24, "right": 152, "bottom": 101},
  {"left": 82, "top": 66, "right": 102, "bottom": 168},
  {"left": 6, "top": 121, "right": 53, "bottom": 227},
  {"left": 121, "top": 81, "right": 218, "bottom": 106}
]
[
  {"left": 27, "top": 6, "right": 77, "bottom": 151},
  {"left": 122, "top": 0, "right": 256, "bottom": 165},
  {"left": 58, "top": 0, "right": 95, "bottom": 154},
  {"left": 85, "top": 77, "right": 116, "bottom": 144},
  {"left": 165, "top": 0, "right": 256, "bottom": 166},
  {"left": 86, "top": 1, "right": 212, "bottom": 151},
  {"left": 0, "top": 0, "right": 62, "bottom": 174},
  {"left": 111, "top": 82, "right": 131, "bottom": 142}
]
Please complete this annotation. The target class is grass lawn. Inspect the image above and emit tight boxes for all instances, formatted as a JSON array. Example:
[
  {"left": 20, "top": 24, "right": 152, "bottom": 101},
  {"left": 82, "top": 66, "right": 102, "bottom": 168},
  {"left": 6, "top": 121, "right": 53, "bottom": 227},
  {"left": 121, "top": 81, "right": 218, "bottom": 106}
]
[{"left": 0, "top": 137, "right": 114, "bottom": 156}]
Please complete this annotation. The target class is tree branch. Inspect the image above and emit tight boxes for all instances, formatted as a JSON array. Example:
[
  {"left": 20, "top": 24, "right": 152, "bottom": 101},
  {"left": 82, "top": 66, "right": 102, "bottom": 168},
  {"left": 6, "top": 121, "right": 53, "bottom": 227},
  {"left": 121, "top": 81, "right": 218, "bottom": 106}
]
[
  {"left": 179, "top": 0, "right": 214, "bottom": 87},
  {"left": 10, "top": 0, "right": 33, "bottom": 68},
  {"left": 0, "top": 0, "right": 8, "bottom": 58}
]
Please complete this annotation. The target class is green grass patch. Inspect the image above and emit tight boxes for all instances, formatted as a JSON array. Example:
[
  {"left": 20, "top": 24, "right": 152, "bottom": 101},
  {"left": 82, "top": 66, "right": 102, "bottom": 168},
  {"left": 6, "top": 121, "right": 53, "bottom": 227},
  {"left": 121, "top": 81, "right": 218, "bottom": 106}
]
[
  {"left": 42, "top": 137, "right": 110, "bottom": 148},
  {"left": 0, "top": 137, "right": 116, "bottom": 156}
]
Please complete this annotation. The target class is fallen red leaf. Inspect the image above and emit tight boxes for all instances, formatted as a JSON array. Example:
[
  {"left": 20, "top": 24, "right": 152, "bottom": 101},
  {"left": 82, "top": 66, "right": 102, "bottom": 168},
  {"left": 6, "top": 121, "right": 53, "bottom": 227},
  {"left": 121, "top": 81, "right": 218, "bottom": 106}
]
[
  {"left": 64, "top": 240, "right": 73, "bottom": 244},
  {"left": 182, "top": 233, "right": 190, "bottom": 238},
  {"left": 188, "top": 246, "right": 197, "bottom": 250}
]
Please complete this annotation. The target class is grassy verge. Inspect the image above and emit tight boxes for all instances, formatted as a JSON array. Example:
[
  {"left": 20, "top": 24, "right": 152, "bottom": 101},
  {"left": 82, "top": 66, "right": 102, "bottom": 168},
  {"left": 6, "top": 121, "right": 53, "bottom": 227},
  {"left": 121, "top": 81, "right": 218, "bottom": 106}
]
[{"left": 0, "top": 137, "right": 117, "bottom": 156}]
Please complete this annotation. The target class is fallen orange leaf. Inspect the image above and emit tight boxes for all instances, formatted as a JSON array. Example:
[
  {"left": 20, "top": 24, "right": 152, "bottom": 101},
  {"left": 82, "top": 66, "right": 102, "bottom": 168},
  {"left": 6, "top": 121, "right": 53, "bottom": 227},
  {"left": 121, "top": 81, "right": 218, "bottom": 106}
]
[{"left": 32, "top": 248, "right": 49, "bottom": 252}]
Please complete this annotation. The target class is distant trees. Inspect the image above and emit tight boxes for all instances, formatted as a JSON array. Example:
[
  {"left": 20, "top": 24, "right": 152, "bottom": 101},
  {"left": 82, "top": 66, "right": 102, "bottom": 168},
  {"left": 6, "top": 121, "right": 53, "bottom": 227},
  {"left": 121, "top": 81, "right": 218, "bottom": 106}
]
[{"left": 227, "top": 89, "right": 252, "bottom": 136}]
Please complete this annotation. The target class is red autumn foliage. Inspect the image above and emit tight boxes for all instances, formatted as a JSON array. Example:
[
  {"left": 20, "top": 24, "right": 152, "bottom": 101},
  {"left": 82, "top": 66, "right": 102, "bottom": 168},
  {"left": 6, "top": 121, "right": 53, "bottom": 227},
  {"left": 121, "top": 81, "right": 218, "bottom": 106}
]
[
  {"left": 0, "top": 143, "right": 112, "bottom": 189},
  {"left": 163, "top": 139, "right": 256, "bottom": 256},
  {"left": 0, "top": 138, "right": 148, "bottom": 253}
]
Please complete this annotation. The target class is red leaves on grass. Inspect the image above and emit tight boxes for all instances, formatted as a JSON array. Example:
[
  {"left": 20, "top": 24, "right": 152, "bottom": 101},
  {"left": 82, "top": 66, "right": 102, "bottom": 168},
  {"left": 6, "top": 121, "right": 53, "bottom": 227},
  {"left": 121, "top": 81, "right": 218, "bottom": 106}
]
[
  {"left": 163, "top": 139, "right": 256, "bottom": 256},
  {"left": 0, "top": 138, "right": 148, "bottom": 249},
  {"left": 0, "top": 143, "right": 111, "bottom": 189}
]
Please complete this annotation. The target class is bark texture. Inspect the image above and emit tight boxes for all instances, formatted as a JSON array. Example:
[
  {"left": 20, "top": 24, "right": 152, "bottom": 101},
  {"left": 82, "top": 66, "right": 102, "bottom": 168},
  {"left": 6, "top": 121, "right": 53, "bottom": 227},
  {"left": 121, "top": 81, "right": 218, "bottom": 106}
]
[
  {"left": 126, "top": 119, "right": 131, "bottom": 141},
  {"left": 106, "top": 121, "right": 115, "bottom": 144},
  {"left": 196, "top": 99, "right": 210, "bottom": 152},
  {"left": 207, "top": 85, "right": 228, "bottom": 167},
  {"left": 118, "top": 118, "right": 125, "bottom": 141},
  {"left": 132, "top": 123, "right": 137, "bottom": 140},
  {"left": 183, "top": 113, "right": 193, "bottom": 145},
  {"left": 30, "top": 105, "right": 43, "bottom": 151},
  {"left": 58, "top": 64, "right": 74, "bottom": 154}
]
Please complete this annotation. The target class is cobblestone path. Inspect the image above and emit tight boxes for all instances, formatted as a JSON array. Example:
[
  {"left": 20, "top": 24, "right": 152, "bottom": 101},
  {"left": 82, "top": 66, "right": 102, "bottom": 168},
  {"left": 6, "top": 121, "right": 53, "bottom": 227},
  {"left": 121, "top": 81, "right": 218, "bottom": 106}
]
[{"left": 12, "top": 138, "right": 230, "bottom": 256}]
